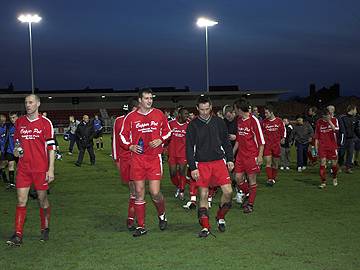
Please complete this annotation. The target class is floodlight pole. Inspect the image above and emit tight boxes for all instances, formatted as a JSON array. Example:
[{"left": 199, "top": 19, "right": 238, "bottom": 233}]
[
  {"left": 205, "top": 26, "right": 210, "bottom": 92},
  {"left": 28, "top": 22, "right": 35, "bottom": 94}
]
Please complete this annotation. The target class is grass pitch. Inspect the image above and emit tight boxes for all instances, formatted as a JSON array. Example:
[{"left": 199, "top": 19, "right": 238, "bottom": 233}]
[{"left": 1, "top": 135, "right": 359, "bottom": 270}]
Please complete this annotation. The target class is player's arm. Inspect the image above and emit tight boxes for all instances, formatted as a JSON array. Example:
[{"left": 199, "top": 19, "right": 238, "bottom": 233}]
[
  {"left": 280, "top": 119, "right": 286, "bottom": 144},
  {"left": 233, "top": 141, "right": 239, "bottom": 156},
  {"left": 120, "top": 114, "right": 142, "bottom": 154},
  {"left": 150, "top": 112, "right": 172, "bottom": 148},
  {"left": 328, "top": 118, "right": 339, "bottom": 132},
  {"left": 253, "top": 118, "right": 265, "bottom": 165},
  {"left": 112, "top": 118, "right": 120, "bottom": 160},
  {"left": 185, "top": 123, "right": 197, "bottom": 174},
  {"left": 47, "top": 149, "right": 55, "bottom": 183},
  {"left": 314, "top": 122, "right": 320, "bottom": 151},
  {"left": 44, "top": 119, "right": 56, "bottom": 183}
]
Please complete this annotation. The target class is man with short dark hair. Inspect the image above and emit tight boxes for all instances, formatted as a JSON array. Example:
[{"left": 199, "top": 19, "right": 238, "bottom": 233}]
[
  {"left": 6, "top": 94, "right": 56, "bottom": 246},
  {"left": 168, "top": 108, "right": 189, "bottom": 200},
  {"left": 262, "top": 105, "right": 286, "bottom": 186},
  {"left": 186, "top": 95, "right": 234, "bottom": 237},
  {"left": 120, "top": 89, "right": 171, "bottom": 237},
  {"left": 233, "top": 99, "right": 264, "bottom": 213}
]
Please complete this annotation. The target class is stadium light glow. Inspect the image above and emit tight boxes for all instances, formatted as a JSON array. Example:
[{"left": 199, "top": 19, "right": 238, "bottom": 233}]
[
  {"left": 101, "top": 95, "right": 106, "bottom": 99},
  {"left": 18, "top": 14, "right": 42, "bottom": 23},
  {"left": 196, "top": 17, "right": 218, "bottom": 27},
  {"left": 48, "top": 96, "right": 52, "bottom": 99}
]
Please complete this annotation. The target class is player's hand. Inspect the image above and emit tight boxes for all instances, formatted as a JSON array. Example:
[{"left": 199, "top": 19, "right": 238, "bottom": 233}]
[
  {"left": 46, "top": 170, "right": 55, "bottom": 183},
  {"left": 149, "top": 139, "right": 162, "bottom": 148},
  {"left": 280, "top": 138, "right": 285, "bottom": 144},
  {"left": 191, "top": 169, "right": 200, "bottom": 181},
  {"left": 13, "top": 149, "right": 23, "bottom": 158},
  {"left": 227, "top": 161, "right": 234, "bottom": 172},
  {"left": 228, "top": 134, "right": 237, "bottom": 141},
  {"left": 129, "top": 145, "right": 143, "bottom": 154},
  {"left": 256, "top": 155, "right": 263, "bottom": 165}
]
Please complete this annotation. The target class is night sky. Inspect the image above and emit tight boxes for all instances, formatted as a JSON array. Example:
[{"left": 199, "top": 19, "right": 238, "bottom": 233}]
[{"left": 1, "top": 0, "right": 359, "bottom": 96}]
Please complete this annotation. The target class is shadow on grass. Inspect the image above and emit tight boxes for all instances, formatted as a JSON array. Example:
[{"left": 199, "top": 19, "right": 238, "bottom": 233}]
[{"left": 294, "top": 177, "right": 318, "bottom": 186}]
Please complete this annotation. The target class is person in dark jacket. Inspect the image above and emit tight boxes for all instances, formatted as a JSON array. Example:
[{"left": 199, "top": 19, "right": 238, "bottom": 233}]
[
  {"left": 280, "top": 118, "right": 293, "bottom": 170},
  {"left": 338, "top": 105, "right": 358, "bottom": 173},
  {"left": 186, "top": 95, "right": 234, "bottom": 238},
  {"left": 75, "top": 115, "right": 95, "bottom": 166},
  {"left": 292, "top": 116, "right": 314, "bottom": 172}
]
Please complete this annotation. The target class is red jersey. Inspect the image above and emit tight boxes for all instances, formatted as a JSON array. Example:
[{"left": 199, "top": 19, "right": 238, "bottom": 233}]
[
  {"left": 314, "top": 117, "right": 339, "bottom": 149},
  {"left": 262, "top": 117, "right": 286, "bottom": 145},
  {"left": 120, "top": 108, "right": 171, "bottom": 155},
  {"left": 112, "top": 115, "right": 131, "bottom": 161},
  {"left": 236, "top": 115, "right": 265, "bottom": 158},
  {"left": 14, "top": 115, "right": 56, "bottom": 173},
  {"left": 168, "top": 119, "right": 188, "bottom": 158}
]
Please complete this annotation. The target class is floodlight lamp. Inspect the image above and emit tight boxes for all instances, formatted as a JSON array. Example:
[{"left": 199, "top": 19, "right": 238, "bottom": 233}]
[
  {"left": 197, "top": 17, "right": 218, "bottom": 27},
  {"left": 18, "top": 14, "right": 42, "bottom": 23}
]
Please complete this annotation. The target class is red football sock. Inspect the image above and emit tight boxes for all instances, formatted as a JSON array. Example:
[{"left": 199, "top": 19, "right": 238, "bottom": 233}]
[
  {"left": 128, "top": 195, "right": 136, "bottom": 221},
  {"left": 265, "top": 166, "right": 273, "bottom": 180},
  {"left": 40, "top": 206, "right": 51, "bottom": 230},
  {"left": 189, "top": 180, "right": 198, "bottom": 197},
  {"left": 272, "top": 168, "right": 278, "bottom": 181},
  {"left": 179, "top": 175, "right": 186, "bottom": 191},
  {"left": 198, "top": 207, "right": 210, "bottom": 229},
  {"left": 152, "top": 197, "right": 166, "bottom": 216},
  {"left": 238, "top": 182, "right": 249, "bottom": 194},
  {"left": 320, "top": 165, "right": 326, "bottom": 182},
  {"left": 332, "top": 165, "right": 338, "bottom": 179},
  {"left": 15, "top": 206, "right": 27, "bottom": 237},
  {"left": 134, "top": 200, "right": 146, "bottom": 228},
  {"left": 216, "top": 202, "right": 231, "bottom": 220},
  {"left": 248, "top": 184, "right": 257, "bottom": 205}
]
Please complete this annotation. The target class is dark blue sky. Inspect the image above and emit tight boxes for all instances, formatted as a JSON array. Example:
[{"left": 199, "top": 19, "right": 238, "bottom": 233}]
[{"left": 1, "top": 0, "right": 359, "bottom": 96}]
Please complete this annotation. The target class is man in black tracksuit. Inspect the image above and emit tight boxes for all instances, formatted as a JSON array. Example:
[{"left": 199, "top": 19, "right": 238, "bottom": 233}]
[
  {"left": 338, "top": 105, "right": 358, "bottom": 173},
  {"left": 186, "top": 95, "right": 234, "bottom": 238},
  {"left": 75, "top": 115, "right": 95, "bottom": 166}
]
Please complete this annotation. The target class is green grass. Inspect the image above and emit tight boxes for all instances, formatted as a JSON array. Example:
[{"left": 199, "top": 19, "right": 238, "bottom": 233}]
[{"left": 1, "top": 135, "right": 359, "bottom": 270}]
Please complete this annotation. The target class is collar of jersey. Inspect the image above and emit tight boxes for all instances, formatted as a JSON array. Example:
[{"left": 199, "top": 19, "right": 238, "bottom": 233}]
[
  {"left": 136, "top": 108, "right": 154, "bottom": 116},
  {"left": 198, "top": 115, "right": 212, "bottom": 124}
]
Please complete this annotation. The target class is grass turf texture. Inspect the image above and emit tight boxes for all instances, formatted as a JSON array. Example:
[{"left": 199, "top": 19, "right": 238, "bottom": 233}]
[{"left": 1, "top": 134, "right": 359, "bottom": 270}]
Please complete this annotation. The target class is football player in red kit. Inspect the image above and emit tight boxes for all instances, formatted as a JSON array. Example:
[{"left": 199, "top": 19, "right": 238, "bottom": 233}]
[
  {"left": 112, "top": 99, "right": 139, "bottom": 230},
  {"left": 262, "top": 105, "right": 286, "bottom": 186},
  {"left": 233, "top": 99, "right": 265, "bottom": 213},
  {"left": 6, "top": 95, "right": 56, "bottom": 246},
  {"left": 168, "top": 108, "right": 189, "bottom": 200},
  {"left": 120, "top": 89, "right": 171, "bottom": 237},
  {"left": 315, "top": 108, "right": 339, "bottom": 189}
]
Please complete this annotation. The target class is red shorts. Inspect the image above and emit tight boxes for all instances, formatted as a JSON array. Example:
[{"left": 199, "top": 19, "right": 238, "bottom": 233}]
[
  {"left": 16, "top": 170, "right": 48, "bottom": 190},
  {"left": 263, "top": 143, "right": 281, "bottom": 158},
  {"left": 318, "top": 147, "right": 338, "bottom": 160},
  {"left": 130, "top": 154, "right": 163, "bottom": 181},
  {"left": 168, "top": 155, "right": 187, "bottom": 166},
  {"left": 235, "top": 156, "right": 260, "bottom": 175},
  {"left": 116, "top": 158, "right": 131, "bottom": 183},
  {"left": 196, "top": 160, "right": 231, "bottom": 188}
]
